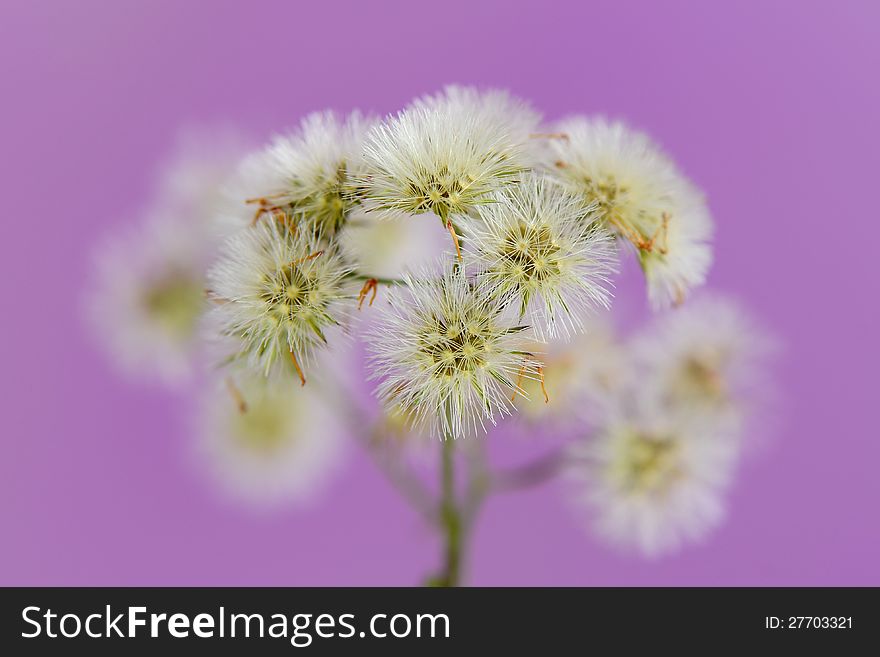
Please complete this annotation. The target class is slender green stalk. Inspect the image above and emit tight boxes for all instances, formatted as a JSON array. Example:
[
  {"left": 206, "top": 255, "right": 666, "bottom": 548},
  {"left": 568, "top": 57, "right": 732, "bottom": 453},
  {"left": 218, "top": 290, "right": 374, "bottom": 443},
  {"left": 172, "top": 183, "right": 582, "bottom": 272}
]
[
  {"left": 346, "top": 272, "right": 407, "bottom": 287},
  {"left": 438, "top": 435, "right": 462, "bottom": 587}
]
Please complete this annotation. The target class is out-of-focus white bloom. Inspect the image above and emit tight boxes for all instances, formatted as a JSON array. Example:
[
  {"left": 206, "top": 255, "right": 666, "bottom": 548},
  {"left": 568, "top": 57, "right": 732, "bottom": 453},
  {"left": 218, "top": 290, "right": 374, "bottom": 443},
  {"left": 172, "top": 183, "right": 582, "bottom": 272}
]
[
  {"left": 359, "top": 86, "right": 539, "bottom": 233},
  {"left": 206, "top": 221, "right": 354, "bottom": 380},
  {"left": 86, "top": 126, "right": 252, "bottom": 386},
  {"left": 86, "top": 213, "right": 209, "bottom": 386},
  {"left": 461, "top": 174, "right": 617, "bottom": 339},
  {"left": 517, "top": 313, "right": 629, "bottom": 426},
  {"left": 539, "top": 117, "right": 713, "bottom": 309},
  {"left": 218, "top": 111, "right": 375, "bottom": 238},
  {"left": 156, "top": 124, "right": 251, "bottom": 228},
  {"left": 569, "top": 405, "right": 739, "bottom": 557},
  {"left": 633, "top": 294, "right": 774, "bottom": 423},
  {"left": 338, "top": 209, "right": 450, "bottom": 282},
  {"left": 196, "top": 374, "right": 345, "bottom": 509},
  {"left": 366, "top": 265, "right": 539, "bottom": 439}
]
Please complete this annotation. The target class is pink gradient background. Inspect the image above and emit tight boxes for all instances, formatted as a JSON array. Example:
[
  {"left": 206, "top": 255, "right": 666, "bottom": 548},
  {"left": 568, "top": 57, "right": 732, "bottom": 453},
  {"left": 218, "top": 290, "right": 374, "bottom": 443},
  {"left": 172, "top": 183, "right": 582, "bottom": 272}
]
[{"left": 1, "top": 0, "right": 878, "bottom": 585}]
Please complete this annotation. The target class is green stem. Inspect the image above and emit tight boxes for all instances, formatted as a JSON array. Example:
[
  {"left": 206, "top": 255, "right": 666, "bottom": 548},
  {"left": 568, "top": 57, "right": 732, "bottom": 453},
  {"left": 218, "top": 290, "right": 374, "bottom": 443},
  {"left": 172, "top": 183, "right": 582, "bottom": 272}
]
[
  {"left": 346, "top": 272, "right": 407, "bottom": 286},
  {"left": 438, "top": 435, "right": 462, "bottom": 587}
]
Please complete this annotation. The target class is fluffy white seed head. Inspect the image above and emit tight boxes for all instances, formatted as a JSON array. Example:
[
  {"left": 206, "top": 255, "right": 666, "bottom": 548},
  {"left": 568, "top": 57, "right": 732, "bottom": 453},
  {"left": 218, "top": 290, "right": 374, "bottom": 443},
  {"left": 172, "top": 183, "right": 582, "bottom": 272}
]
[
  {"left": 539, "top": 117, "right": 713, "bottom": 308},
  {"left": 206, "top": 221, "right": 354, "bottom": 378},
  {"left": 569, "top": 405, "right": 739, "bottom": 557},
  {"left": 195, "top": 374, "right": 345, "bottom": 509},
  {"left": 366, "top": 265, "right": 539, "bottom": 439},
  {"left": 218, "top": 110, "right": 376, "bottom": 237},
  {"left": 86, "top": 213, "right": 209, "bottom": 386},
  {"left": 461, "top": 174, "right": 617, "bottom": 339},
  {"left": 359, "top": 86, "right": 540, "bottom": 222}
]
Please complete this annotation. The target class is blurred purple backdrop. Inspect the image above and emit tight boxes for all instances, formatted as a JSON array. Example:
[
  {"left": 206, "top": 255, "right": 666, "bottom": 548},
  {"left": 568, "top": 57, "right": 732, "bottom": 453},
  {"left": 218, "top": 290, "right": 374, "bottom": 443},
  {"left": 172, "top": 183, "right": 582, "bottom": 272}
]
[{"left": 1, "top": 0, "right": 878, "bottom": 586}]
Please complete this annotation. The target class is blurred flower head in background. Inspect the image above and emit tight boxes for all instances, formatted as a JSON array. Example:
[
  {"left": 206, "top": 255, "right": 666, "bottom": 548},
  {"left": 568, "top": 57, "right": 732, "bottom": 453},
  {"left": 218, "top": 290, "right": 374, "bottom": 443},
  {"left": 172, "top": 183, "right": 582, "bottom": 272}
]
[
  {"left": 195, "top": 373, "right": 345, "bottom": 509},
  {"left": 569, "top": 403, "right": 738, "bottom": 557},
  {"left": 633, "top": 294, "right": 778, "bottom": 428},
  {"left": 85, "top": 126, "right": 250, "bottom": 386},
  {"left": 86, "top": 213, "right": 209, "bottom": 386},
  {"left": 566, "top": 295, "right": 774, "bottom": 556},
  {"left": 516, "top": 311, "right": 630, "bottom": 428},
  {"left": 338, "top": 209, "right": 450, "bottom": 282}
]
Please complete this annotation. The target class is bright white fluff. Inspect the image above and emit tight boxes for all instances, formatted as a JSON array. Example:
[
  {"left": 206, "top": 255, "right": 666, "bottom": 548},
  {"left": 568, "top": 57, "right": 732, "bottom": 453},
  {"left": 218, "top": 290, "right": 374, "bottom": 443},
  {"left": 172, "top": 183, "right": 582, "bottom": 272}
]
[
  {"left": 338, "top": 209, "right": 450, "bottom": 282},
  {"left": 196, "top": 374, "right": 345, "bottom": 509},
  {"left": 359, "top": 86, "right": 539, "bottom": 224},
  {"left": 206, "top": 220, "right": 354, "bottom": 378},
  {"left": 461, "top": 174, "right": 617, "bottom": 339},
  {"left": 539, "top": 117, "right": 713, "bottom": 309},
  {"left": 217, "top": 111, "right": 376, "bottom": 237},
  {"left": 569, "top": 405, "right": 739, "bottom": 557},
  {"left": 633, "top": 294, "right": 775, "bottom": 421},
  {"left": 86, "top": 213, "right": 209, "bottom": 386},
  {"left": 366, "top": 265, "right": 539, "bottom": 439}
]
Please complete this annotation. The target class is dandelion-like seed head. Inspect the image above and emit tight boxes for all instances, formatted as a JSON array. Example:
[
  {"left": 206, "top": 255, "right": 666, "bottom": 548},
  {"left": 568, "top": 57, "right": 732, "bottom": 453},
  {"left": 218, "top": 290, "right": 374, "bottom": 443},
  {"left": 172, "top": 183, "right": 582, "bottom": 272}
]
[
  {"left": 570, "top": 408, "right": 739, "bottom": 557},
  {"left": 207, "top": 220, "right": 353, "bottom": 378},
  {"left": 223, "top": 111, "right": 375, "bottom": 237},
  {"left": 463, "top": 174, "right": 617, "bottom": 339},
  {"left": 360, "top": 86, "right": 540, "bottom": 222},
  {"left": 367, "top": 265, "right": 538, "bottom": 439},
  {"left": 541, "top": 117, "right": 713, "bottom": 308}
]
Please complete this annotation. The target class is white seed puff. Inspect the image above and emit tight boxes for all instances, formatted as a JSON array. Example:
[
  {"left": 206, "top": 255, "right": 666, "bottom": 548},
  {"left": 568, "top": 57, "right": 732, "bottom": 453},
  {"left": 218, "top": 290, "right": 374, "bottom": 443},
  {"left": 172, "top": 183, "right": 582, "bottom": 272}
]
[
  {"left": 569, "top": 404, "right": 739, "bottom": 558},
  {"left": 218, "top": 110, "right": 376, "bottom": 238},
  {"left": 206, "top": 220, "right": 354, "bottom": 378},
  {"left": 366, "top": 265, "right": 539, "bottom": 440},
  {"left": 461, "top": 173, "right": 617, "bottom": 340},
  {"left": 359, "top": 85, "right": 540, "bottom": 225},
  {"left": 539, "top": 117, "right": 713, "bottom": 309}
]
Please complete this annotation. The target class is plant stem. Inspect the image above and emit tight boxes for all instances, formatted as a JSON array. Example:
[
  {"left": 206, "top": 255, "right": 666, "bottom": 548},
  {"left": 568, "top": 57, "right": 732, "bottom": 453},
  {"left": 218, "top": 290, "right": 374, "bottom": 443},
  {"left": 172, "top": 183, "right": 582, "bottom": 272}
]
[
  {"left": 325, "top": 375, "right": 436, "bottom": 524},
  {"left": 366, "top": 441, "right": 437, "bottom": 525},
  {"left": 490, "top": 448, "right": 566, "bottom": 493},
  {"left": 347, "top": 272, "right": 407, "bottom": 287},
  {"left": 437, "top": 435, "right": 462, "bottom": 587}
]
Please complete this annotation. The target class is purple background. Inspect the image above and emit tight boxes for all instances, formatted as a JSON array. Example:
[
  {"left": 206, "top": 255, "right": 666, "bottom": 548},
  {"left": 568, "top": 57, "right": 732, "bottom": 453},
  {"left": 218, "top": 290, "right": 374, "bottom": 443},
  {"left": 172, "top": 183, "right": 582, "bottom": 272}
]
[{"left": 2, "top": 0, "right": 878, "bottom": 585}]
